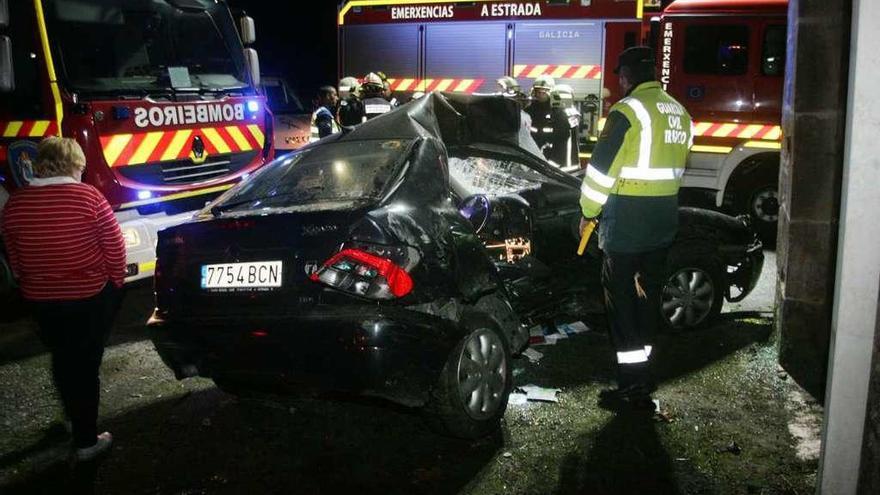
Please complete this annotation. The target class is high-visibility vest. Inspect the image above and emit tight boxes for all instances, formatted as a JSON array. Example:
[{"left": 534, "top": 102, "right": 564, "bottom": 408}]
[
  {"left": 310, "top": 106, "right": 340, "bottom": 142},
  {"left": 580, "top": 81, "right": 693, "bottom": 218}
]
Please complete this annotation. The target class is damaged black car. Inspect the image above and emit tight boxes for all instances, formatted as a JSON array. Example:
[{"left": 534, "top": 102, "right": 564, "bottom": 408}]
[{"left": 148, "top": 93, "right": 763, "bottom": 438}]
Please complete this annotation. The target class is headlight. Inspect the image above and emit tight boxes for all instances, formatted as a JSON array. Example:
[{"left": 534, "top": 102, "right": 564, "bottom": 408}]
[{"left": 122, "top": 227, "right": 142, "bottom": 248}]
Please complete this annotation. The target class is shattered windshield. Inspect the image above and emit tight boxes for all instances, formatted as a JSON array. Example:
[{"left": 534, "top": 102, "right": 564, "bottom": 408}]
[
  {"left": 44, "top": 0, "right": 249, "bottom": 95},
  {"left": 212, "top": 140, "right": 412, "bottom": 212},
  {"left": 449, "top": 155, "right": 555, "bottom": 196}
]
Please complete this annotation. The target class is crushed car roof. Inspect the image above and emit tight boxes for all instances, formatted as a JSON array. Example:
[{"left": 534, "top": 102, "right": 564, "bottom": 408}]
[{"left": 335, "top": 92, "right": 545, "bottom": 160}]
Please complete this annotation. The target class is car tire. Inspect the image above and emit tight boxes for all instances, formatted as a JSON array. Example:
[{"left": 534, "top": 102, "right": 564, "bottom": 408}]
[
  {"left": 661, "top": 245, "right": 725, "bottom": 331},
  {"left": 727, "top": 156, "right": 779, "bottom": 246},
  {"left": 423, "top": 312, "right": 512, "bottom": 439}
]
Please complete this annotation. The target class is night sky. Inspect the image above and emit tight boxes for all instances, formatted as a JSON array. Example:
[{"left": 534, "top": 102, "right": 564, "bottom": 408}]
[{"left": 226, "top": 1, "right": 340, "bottom": 104}]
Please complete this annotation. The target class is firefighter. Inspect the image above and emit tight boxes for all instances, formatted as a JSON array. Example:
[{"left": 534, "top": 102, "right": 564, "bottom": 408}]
[
  {"left": 525, "top": 75, "right": 571, "bottom": 167},
  {"left": 309, "top": 86, "right": 340, "bottom": 142},
  {"left": 360, "top": 72, "right": 394, "bottom": 121},
  {"left": 578, "top": 46, "right": 693, "bottom": 410},
  {"left": 550, "top": 84, "right": 581, "bottom": 169},
  {"left": 497, "top": 76, "right": 524, "bottom": 99},
  {"left": 338, "top": 76, "right": 360, "bottom": 101},
  {"left": 337, "top": 76, "right": 364, "bottom": 127}
]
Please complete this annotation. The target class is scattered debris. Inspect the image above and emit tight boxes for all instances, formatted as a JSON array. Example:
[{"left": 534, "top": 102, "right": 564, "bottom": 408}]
[
  {"left": 523, "top": 348, "right": 544, "bottom": 363},
  {"left": 512, "top": 367, "right": 525, "bottom": 377},
  {"left": 716, "top": 441, "right": 742, "bottom": 455},
  {"left": 529, "top": 321, "right": 590, "bottom": 345},
  {"left": 508, "top": 392, "right": 528, "bottom": 406},
  {"left": 518, "top": 385, "right": 561, "bottom": 403},
  {"left": 129, "top": 393, "right": 143, "bottom": 399},
  {"left": 502, "top": 451, "right": 513, "bottom": 458}
]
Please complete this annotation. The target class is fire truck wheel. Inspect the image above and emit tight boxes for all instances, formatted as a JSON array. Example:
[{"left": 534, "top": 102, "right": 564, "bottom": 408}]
[{"left": 728, "top": 156, "right": 780, "bottom": 245}]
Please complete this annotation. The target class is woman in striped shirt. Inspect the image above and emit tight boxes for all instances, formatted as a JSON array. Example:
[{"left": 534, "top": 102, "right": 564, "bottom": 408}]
[{"left": 2, "top": 137, "right": 126, "bottom": 461}]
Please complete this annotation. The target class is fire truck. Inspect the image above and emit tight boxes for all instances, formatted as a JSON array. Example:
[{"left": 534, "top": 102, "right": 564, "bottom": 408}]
[
  {"left": 659, "top": 0, "right": 786, "bottom": 239},
  {"left": 338, "top": 0, "right": 786, "bottom": 238},
  {"left": 0, "top": 0, "right": 273, "bottom": 293},
  {"left": 337, "top": 0, "right": 660, "bottom": 155}
]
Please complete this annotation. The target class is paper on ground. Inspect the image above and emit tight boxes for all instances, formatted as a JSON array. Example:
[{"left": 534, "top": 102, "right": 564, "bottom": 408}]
[
  {"left": 523, "top": 348, "right": 543, "bottom": 363},
  {"left": 519, "top": 385, "right": 561, "bottom": 403}
]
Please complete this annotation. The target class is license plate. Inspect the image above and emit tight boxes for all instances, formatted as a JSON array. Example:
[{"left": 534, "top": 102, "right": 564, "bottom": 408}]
[{"left": 200, "top": 261, "right": 283, "bottom": 289}]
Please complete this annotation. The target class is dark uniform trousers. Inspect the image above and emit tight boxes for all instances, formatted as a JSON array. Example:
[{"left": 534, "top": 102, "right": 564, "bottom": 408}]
[
  {"left": 601, "top": 247, "right": 668, "bottom": 388},
  {"left": 30, "top": 283, "right": 122, "bottom": 448}
]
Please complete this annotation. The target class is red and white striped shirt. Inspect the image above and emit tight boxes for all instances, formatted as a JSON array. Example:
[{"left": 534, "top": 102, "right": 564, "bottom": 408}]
[{"left": 1, "top": 177, "right": 127, "bottom": 301}]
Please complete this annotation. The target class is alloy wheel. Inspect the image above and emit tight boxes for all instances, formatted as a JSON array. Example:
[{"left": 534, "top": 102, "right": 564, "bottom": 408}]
[
  {"left": 456, "top": 328, "right": 508, "bottom": 420},
  {"left": 662, "top": 268, "right": 716, "bottom": 328}
]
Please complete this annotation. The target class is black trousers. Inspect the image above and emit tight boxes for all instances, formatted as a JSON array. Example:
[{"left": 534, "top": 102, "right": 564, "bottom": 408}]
[
  {"left": 601, "top": 248, "right": 668, "bottom": 388},
  {"left": 30, "top": 283, "right": 121, "bottom": 448}
]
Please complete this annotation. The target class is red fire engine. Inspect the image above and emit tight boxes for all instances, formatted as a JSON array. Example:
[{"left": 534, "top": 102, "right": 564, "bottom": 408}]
[
  {"left": 337, "top": 0, "right": 658, "bottom": 153},
  {"left": 659, "top": 0, "right": 786, "bottom": 238},
  {"left": 0, "top": 0, "right": 273, "bottom": 292},
  {"left": 338, "top": 0, "right": 786, "bottom": 237}
]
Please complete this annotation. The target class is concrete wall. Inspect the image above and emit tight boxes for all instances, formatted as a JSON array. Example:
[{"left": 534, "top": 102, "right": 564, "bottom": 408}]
[
  {"left": 776, "top": 0, "right": 850, "bottom": 400},
  {"left": 818, "top": 0, "right": 880, "bottom": 492},
  {"left": 859, "top": 298, "right": 880, "bottom": 492}
]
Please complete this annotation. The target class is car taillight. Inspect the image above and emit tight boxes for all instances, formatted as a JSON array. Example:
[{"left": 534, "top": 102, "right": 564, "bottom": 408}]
[{"left": 310, "top": 248, "right": 413, "bottom": 299}]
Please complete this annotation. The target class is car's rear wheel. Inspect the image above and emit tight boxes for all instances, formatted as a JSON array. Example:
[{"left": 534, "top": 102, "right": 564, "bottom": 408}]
[
  {"left": 662, "top": 248, "right": 725, "bottom": 330},
  {"left": 424, "top": 312, "right": 512, "bottom": 439}
]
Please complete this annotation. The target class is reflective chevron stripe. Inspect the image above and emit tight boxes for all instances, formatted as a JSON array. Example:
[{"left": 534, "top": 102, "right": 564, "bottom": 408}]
[
  {"left": 1, "top": 120, "right": 60, "bottom": 138},
  {"left": 513, "top": 64, "right": 602, "bottom": 80},
  {"left": 386, "top": 78, "right": 484, "bottom": 93},
  {"left": 98, "top": 124, "right": 265, "bottom": 167},
  {"left": 692, "top": 121, "right": 782, "bottom": 141}
]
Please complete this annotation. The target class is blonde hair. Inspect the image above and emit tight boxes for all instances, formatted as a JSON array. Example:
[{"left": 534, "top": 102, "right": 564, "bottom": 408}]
[{"left": 34, "top": 136, "right": 86, "bottom": 178}]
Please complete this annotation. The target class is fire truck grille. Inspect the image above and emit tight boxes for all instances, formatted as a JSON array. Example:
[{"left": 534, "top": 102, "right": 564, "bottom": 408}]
[{"left": 115, "top": 151, "right": 258, "bottom": 186}]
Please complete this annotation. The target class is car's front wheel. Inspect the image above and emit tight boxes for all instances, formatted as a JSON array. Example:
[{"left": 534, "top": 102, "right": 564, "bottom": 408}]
[
  {"left": 662, "top": 247, "right": 725, "bottom": 330},
  {"left": 424, "top": 312, "right": 512, "bottom": 439}
]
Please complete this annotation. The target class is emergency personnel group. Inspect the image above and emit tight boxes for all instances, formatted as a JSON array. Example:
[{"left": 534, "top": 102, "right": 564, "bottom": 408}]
[{"left": 313, "top": 46, "right": 692, "bottom": 412}]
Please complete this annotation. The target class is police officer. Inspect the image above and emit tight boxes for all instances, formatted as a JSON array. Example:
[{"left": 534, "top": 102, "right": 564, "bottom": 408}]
[
  {"left": 578, "top": 46, "right": 693, "bottom": 410},
  {"left": 337, "top": 76, "right": 364, "bottom": 127},
  {"left": 360, "top": 72, "right": 394, "bottom": 121},
  {"left": 309, "top": 85, "right": 340, "bottom": 142},
  {"left": 525, "top": 76, "right": 571, "bottom": 167}
]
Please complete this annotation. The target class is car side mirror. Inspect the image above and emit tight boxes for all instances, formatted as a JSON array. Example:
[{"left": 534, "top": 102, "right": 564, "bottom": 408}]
[
  {"left": 0, "top": 36, "right": 13, "bottom": 93},
  {"left": 244, "top": 48, "right": 260, "bottom": 87},
  {"left": 458, "top": 194, "right": 492, "bottom": 233},
  {"left": 239, "top": 15, "right": 256, "bottom": 45},
  {"left": 0, "top": 0, "right": 8, "bottom": 28}
]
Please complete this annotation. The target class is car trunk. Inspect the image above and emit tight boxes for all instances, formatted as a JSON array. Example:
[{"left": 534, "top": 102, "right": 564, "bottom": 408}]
[{"left": 156, "top": 204, "right": 374, "bottom": 318}]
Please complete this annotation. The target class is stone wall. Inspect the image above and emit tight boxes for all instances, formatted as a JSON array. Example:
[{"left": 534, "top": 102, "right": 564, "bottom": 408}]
[{"left": 776, "top": 0, "right": 850, "bottom": 401}]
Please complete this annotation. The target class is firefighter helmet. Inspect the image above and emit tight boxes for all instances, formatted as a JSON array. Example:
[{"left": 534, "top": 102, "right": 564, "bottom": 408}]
[
  {"left": 532, "top": 75, "right": 556, "bottom": 91},
  {"left": 551, "top": 84, "right": 575, "bottom": 109},
  {"left": 363, "top": 72, "right": 384, "bottom": 90},
  {"left": 339, "top": 76, "right": 360, "bottom": 95},
  {"left": 497, "top": 76, "right": 521, "bottom": 94}
]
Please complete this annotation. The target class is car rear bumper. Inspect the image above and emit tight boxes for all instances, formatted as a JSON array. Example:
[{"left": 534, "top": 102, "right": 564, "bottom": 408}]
[{"left": 147, "top": 306, "right": 463, "bottom": 407}]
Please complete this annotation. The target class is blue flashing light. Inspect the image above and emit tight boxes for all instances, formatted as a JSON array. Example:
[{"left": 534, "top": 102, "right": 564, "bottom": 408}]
[
  {"left": 137, "top": 190, "right": 153, "bottom": 200},
  {"left": 247, "top": 100, "right": 260, "bottom": 113}
]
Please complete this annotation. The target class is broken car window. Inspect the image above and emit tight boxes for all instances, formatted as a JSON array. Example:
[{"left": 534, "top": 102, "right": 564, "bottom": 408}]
[
  {"left": 449, "top": 155, "right": 553, "bottom": 196},
  {"left": 214, "top": 139, "right": 412, "bottom": 212}
]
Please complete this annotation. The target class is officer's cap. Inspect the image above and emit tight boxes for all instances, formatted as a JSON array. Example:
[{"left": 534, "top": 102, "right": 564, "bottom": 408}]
[{"left": 614, "top": 46, "right": 655, "bottom": 74}]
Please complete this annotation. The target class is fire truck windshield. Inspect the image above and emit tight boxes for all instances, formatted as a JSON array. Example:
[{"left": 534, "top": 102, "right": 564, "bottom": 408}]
[{"left": 43, "top": 0, "right": 250, "bottom": 96}]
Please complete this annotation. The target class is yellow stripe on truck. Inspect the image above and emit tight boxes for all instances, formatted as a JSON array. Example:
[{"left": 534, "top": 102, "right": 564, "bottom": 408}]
[
  {"left": 3, "top": 121, "right": 23, "bottom": 137},
  {"left": 130, "top": 131, "right": 164, "bottom": 165},
  {"left": 162, "top": 129, "right": 192, "bottom": 161},
  {"left": 225, "top": 126, "right": 252, "bottom": 151},
  {"left": 246, "top": 125, "right": 265, "bottom": 147},
  {"left": 29, "top": 121, "right": 50, "bottom": 137},
  {"left": 202, "top": 127, "right": 230, "bottom": 154},
  {"left": 103, "top": 134, "right": 133, "bottom": 167}
]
